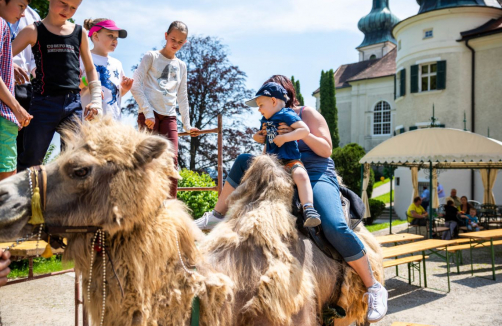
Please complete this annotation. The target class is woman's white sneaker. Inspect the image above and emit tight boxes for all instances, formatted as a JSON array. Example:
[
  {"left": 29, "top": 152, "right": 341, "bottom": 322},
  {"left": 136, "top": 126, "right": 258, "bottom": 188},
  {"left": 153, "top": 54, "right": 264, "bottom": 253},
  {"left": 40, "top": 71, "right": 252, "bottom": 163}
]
[
  {"left": 195, "top": 211, "right": 223, "bottom": 230},
  {"left": 365, "top": 281, "right": 388, "bottom": 323}
]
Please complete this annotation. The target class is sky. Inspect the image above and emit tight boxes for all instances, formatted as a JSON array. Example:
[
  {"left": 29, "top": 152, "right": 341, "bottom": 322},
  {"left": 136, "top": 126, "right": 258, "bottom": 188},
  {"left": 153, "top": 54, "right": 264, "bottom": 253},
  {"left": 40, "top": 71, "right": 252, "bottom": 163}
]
[{"left": 73, "top": 0, "right": 420, "bottom": 110}]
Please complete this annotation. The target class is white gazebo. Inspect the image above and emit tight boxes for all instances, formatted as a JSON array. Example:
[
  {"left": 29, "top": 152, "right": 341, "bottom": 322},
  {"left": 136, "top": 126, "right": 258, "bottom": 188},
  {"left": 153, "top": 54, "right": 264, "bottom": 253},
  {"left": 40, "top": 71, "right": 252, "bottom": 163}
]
[{"left": 359, "top": 128, "right": 502, "bottom": 237}]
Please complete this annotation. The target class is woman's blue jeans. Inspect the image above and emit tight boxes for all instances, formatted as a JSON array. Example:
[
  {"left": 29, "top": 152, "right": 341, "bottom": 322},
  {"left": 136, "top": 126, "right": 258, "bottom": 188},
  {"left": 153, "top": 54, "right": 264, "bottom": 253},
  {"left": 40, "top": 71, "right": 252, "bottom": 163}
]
[{"left": 226, "top": 153, "right": 365, "bottom": 262}]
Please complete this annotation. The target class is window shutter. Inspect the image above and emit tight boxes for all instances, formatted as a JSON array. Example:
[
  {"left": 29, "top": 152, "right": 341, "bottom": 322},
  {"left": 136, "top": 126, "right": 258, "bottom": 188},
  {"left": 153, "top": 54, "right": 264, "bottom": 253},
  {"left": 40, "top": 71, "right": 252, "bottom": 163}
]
[
  {"left": 438, "top": 124, "right": 445, "bottom": 128},
  {"left": 437, "top": 60, "right": 446, "bottom": 90},
  {"left": 410, "top": 126, "right": 418, "bottom": 131},
  {"left": 410, "top": 65, "right": 419, "bottom": 93},
  {"left": 400, "top": 127, "right": 405, "bottom": 133},
  {"left": 394, "top": 74, "right": 397, "bottom": 100},
  {"left": 400, "top": 68, "right": 406, "bottom": 96}
]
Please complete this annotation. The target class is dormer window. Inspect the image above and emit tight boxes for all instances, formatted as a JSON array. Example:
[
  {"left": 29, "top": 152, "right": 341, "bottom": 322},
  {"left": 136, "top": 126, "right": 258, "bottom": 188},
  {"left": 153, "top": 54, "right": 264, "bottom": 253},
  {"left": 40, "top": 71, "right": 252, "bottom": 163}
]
[{"left": 370, "top": 54, "right": 377, "bottom": 60}]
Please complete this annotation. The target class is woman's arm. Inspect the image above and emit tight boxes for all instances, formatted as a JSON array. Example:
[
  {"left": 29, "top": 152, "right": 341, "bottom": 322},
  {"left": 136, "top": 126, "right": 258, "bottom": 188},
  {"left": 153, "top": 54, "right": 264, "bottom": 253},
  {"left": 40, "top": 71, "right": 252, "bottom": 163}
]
[
  {"left": 278, "top": 106, "right": 333, "bottom": 158},
  {"left": 12, "top": 24, "right": 37, "bottom": 57}
]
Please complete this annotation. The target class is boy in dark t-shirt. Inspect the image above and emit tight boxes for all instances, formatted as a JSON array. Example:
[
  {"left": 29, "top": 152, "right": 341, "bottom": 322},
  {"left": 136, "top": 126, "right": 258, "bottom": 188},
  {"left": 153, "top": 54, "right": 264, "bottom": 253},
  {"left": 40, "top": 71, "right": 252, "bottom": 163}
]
[{"left": 246, "top": 82, "right": 321, "bottom": 227}]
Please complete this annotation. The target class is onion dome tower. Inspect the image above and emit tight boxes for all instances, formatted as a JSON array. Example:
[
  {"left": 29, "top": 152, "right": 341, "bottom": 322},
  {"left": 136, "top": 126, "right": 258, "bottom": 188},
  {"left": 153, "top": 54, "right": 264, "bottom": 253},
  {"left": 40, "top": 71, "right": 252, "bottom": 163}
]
[
  {"left": 417, "top": 0, "right": 495, "bottom": 14},
  {"left": 358, "top": 0, "right": 400, "bottom": 49}
]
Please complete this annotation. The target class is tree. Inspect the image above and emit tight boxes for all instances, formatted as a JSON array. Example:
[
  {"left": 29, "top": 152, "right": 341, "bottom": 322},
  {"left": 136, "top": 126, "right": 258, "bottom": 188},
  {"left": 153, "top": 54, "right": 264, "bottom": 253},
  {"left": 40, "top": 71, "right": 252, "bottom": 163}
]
[
  {"left": 331, "top": 143, "right": 374, "bottom": 198},
  {"left": 30, "top": 0, "right": 49, "bottom": 18},
  {"left": 290, "top": 76, "right": 304, "bottom": 106},
  {"left": 122, "top": 36, "right": 260, "bottom": 175},
  {"left": 319, "top": 69, "right": 340, "bottom": 148}
]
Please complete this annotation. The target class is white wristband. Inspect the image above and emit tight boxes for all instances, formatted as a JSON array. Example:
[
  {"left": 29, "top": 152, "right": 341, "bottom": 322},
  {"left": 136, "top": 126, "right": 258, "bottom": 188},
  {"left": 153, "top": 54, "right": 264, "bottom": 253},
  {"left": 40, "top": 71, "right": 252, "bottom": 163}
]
[{"left": 88, "top": 80, "right": 103, "bottom": 120}]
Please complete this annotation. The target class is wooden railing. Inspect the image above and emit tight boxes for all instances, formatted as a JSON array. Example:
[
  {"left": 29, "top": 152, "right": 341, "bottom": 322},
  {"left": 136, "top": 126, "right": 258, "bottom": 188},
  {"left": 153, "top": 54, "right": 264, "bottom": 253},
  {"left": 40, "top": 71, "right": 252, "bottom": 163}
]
[{"left": 177, "top": 114, "right": 223, "bottom": 195}]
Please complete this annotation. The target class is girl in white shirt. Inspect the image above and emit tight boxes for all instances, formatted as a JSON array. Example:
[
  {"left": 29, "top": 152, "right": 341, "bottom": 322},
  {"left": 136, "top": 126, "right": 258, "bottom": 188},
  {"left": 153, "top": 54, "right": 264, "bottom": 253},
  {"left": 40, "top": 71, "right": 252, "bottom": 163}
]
[
  {"left": 131, "top": 21, "right": 199, "bottom": 198},
  {"left": 80, "top": 18, "right": 133, "bottom": 121}
]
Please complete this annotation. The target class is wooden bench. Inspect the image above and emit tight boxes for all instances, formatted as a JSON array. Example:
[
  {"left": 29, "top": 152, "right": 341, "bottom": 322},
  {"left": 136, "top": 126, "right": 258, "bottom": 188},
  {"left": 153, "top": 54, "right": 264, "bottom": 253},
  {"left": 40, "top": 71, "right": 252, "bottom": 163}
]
[
  {"left": 384, "top": 255, "right": 429, "bottom": 286},
  {"left": 440, "top": 239, "right": 502, "bottom": 274},
  {"left": 391, "top": 323, "right": 434, "bottom": 326}
]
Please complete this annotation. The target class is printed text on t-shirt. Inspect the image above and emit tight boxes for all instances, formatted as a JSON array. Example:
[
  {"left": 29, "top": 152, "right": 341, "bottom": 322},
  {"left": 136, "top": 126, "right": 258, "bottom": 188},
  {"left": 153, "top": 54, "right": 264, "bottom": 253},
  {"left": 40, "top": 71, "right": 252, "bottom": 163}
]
[{"left": 47, "top": 44, "right": 75, "bottom": 53}]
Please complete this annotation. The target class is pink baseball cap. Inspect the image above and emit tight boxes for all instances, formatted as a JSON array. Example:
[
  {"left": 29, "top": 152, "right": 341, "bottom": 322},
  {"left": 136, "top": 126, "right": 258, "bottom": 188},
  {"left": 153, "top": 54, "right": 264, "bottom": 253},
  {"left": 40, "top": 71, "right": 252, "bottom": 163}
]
[{"left": 88, "top": 20, "right": 127, "bottom": 38}]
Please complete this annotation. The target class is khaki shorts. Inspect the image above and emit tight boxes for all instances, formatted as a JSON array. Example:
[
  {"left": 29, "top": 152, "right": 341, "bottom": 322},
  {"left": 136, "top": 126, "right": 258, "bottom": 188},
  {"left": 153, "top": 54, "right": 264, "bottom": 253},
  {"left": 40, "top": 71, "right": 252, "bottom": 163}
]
[{"left": 0, "top": 117, "right": 18, "bottom": 173}]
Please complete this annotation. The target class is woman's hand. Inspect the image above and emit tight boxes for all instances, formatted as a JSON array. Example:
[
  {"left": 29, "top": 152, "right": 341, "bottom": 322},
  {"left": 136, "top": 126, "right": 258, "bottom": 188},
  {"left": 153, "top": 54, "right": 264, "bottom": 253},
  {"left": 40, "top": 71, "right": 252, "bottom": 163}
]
[
  {"left": 277, "top": 122, "right": 293, "bottom": 135},
  {"left": 253, "top": 129, "right": 266, "bottom": 144}
]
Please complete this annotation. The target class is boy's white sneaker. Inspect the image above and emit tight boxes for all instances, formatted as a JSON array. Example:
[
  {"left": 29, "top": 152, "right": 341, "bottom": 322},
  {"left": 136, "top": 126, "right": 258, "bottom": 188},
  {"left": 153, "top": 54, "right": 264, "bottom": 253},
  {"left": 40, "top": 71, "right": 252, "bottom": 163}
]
[
  {"left": 365, "top": 281, "right": 388, "bottom": 323},
  {"left": 195, "top": 211, "right": 223, "bottom": 230}
]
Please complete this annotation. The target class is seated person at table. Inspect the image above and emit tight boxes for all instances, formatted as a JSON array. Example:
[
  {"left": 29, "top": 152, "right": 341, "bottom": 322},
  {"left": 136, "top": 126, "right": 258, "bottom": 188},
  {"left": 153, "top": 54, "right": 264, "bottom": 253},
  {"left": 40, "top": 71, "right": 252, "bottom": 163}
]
[
  {"left": 460, "top": 208, "right": 480, "bottom": 232},
  {"left": 442, "top": 200, "right": 459, "bottom": 240},
  {"left": 407, "top": 196, "right": 428, "bottom": 226}
]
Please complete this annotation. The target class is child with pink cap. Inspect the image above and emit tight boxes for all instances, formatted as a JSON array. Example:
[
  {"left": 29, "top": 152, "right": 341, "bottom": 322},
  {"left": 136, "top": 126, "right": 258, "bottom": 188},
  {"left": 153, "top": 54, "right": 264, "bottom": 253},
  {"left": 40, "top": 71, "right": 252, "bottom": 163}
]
[{"left": 80, "top": 18, "right": 133, "bottom": 121}]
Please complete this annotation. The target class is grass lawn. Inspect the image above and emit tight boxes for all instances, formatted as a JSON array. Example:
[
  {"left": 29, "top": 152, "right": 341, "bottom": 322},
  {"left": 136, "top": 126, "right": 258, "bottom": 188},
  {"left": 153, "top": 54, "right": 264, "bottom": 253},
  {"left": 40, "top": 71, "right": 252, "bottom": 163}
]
[
  {"left": 373, "top": 178, "right": 390, "bottom": 188},
  {"left": 373, "top": 190, "right": 394, "bottom": 204},
  {"left": 366, "top": 219, "right": 407, "bottom": 233},
  {"left": 7, "top": 255, "right": 74, "bottom": 279}
]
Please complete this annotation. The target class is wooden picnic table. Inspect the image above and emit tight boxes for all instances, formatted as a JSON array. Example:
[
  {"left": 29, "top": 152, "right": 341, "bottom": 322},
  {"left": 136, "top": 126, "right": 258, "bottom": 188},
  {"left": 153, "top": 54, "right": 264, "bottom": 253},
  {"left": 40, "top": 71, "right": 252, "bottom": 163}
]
[
  {"left": 0, "top": 240, "right": 87, "bottom": 326},
  {"left": 382, "top": 239, "right": 461, "bottom": 292},
  {"left": 376, "top": 233, "right": 424, "bottom": 244},
  {"left": 459, "top": 228, "right": 502, "bottom": 280}
]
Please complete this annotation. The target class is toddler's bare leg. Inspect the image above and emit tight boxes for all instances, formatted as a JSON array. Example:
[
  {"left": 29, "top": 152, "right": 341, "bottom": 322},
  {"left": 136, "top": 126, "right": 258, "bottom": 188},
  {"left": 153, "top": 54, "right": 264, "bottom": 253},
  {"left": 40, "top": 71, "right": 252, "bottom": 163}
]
[{"left": 292, "top": 168, "right": 313, "bottom": 206}]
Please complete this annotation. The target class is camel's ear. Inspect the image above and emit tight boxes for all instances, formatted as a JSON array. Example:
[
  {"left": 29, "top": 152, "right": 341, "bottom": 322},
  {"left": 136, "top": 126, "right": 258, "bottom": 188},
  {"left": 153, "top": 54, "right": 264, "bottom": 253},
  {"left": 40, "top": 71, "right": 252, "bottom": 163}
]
[{"left": 134, "top": 136, "right": 168, "bottom": 166}]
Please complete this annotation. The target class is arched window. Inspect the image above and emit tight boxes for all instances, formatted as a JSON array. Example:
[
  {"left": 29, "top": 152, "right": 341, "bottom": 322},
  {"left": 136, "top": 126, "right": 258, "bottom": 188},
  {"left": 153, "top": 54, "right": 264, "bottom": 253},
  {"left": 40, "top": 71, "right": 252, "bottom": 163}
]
[
  {"left": 370, "top": 54, "right": 377, "bottom": 60},
  {"left": 373, "top": 101, "right": 391, "bottom": 135}
]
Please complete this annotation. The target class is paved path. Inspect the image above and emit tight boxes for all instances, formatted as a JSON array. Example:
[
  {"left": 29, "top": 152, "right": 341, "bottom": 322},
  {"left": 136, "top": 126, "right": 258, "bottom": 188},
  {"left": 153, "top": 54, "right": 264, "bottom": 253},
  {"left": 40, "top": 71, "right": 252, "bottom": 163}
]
[{"left": 372, "top": 180, "right": 394, "bottom": 198}]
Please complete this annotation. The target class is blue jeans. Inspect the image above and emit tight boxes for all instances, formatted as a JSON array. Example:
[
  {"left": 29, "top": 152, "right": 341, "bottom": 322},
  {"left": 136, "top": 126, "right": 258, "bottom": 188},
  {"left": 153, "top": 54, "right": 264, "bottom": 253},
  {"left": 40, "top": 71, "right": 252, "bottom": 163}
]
[
  {"left": 226, "top": 154, "right": 365, "bottom": 262},
  {"left": 18, "top": 92, "right": 82, "bottom": 171}
]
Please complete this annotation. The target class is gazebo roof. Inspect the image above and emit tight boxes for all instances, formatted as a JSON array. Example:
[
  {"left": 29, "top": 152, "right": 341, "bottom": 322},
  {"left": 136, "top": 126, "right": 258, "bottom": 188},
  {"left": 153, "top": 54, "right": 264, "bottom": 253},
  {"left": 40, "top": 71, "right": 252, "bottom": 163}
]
[{"left": 359, "top": 128, "right": 502, "bottom": 168}]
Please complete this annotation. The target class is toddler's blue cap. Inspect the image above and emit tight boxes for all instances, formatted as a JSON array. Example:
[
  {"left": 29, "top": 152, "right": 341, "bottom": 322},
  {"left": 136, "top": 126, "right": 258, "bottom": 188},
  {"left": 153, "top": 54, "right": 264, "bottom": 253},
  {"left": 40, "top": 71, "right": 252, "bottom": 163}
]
[{"left": 245, "top": 82, "right": 288, "bottom": 107}]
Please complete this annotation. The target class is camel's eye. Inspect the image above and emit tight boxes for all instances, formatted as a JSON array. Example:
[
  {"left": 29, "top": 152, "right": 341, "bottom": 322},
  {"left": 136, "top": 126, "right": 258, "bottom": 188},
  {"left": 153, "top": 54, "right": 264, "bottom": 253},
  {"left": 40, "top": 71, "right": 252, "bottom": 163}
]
[{"left": 73, "top": 167, "right": 91, "bottom": 178}]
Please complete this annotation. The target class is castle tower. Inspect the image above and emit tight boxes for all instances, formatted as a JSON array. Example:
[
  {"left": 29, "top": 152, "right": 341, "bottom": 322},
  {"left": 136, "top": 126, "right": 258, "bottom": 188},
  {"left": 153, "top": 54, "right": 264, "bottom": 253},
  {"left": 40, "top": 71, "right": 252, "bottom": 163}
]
[{"left": 357, "top": 0, "right": 400, "bottom": 61}]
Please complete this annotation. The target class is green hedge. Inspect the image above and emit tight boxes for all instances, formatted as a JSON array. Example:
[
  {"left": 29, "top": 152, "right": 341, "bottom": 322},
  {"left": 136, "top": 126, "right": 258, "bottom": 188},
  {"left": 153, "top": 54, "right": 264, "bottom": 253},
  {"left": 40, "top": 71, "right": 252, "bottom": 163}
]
[
  {"left": 365, "top": 198, "right": 386, "bottom": 225},
  {"left": 177, "top": 169, "right": 218, "bottom": 219}
]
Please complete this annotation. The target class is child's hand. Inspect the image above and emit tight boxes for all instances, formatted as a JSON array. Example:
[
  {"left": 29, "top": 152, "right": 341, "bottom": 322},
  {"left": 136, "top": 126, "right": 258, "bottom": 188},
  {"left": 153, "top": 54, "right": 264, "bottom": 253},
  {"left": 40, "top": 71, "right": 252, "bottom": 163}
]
[
  {"left": 273, "top": 135, "right": 286, "bottom": 147},
  {"left": 145, "top": 118, "right": 155, "bottom": 130},
  {"left": 189, "top": 127, "right": 200, "bottom": 137},
  {"left": 253, "top": 129, "right": 266, "bottom": 144},
  {"left": 84, "top": 104, "right": 100, "bottom": 121},
  {"left": 121, "top": 76, "right": 134, "bottom": 94}
]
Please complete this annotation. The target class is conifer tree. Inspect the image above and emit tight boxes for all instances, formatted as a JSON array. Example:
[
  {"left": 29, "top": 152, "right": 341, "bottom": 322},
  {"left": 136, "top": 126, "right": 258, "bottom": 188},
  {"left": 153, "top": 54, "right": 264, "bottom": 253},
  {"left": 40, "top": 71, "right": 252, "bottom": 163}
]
[
  {"left": 291, "top": 76, "right": 305, "bottom": 106},
  {"left": 319, "top": 69, "right": 340, "bottom": 148}
]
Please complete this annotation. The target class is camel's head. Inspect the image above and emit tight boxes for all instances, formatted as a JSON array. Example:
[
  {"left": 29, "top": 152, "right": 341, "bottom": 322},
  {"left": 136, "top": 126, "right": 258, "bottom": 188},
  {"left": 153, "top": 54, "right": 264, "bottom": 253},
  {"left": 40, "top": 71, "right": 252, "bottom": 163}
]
[
  {"left": 0, "top": 117, "right": 180, "bottom": 240},
  {"left": 228, "top": 155, "right": 294, "bottom": 208}
]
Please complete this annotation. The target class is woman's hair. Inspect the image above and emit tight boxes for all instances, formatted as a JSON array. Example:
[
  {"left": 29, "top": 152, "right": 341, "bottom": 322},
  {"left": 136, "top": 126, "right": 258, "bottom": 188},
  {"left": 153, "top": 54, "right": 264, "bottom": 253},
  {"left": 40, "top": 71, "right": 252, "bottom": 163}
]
[
  {"left": 461, "top": 196, "right": 468, "bottom": 201},
  {"left": 167, "top": 21, "right": 188, "bottom": 35},
  {"left": 264, "top": 75, "right": 299, "bottom": 108},
  {"left": 83, "top": 18, "right": 109, "bottom": 32},
  {"left": 413, "top": 196, "right": 421, "bottom": 203}
]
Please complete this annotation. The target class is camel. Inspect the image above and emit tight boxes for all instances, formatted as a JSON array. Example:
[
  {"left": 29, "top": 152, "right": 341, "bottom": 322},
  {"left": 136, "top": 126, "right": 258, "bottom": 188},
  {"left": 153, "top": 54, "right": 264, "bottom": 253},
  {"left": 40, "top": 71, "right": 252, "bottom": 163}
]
[
  {"left": 200, "top": 155, "right": 384, "bottom": 326},
  {"left": 0, "top": 118, "right": 383, "bottom": 326},
  {"left": 0, "top": 118, "right": 233, "bottom": 326}
]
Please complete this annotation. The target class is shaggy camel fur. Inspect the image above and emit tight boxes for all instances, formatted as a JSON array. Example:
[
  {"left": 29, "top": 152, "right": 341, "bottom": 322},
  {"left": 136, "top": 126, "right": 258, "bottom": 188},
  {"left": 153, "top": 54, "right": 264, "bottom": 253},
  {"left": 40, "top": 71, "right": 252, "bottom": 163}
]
[
  {"left": 201, "top": 155, "right": 384, "bottom": 326},
  {"left": 0, "top": 118, "right": 232, "bottom": 326}
]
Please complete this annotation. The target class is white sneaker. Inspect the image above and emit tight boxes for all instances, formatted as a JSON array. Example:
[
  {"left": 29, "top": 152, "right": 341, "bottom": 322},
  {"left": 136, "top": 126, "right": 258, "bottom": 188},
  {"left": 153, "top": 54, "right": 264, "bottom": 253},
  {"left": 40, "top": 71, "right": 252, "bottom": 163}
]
[
  {"left": 195, "top": 211, "right": 223, "bottom": 230},
  {"left": 364, "top": 281, "right": 388, "bottom": 323}
]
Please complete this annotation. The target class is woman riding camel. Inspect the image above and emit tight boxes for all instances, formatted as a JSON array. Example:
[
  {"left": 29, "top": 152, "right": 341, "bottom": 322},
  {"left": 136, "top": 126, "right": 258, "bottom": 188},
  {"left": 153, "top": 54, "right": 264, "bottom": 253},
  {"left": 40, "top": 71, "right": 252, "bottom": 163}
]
[{"left": 196, "top": 75, "right": 388, "bottom": 323}]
